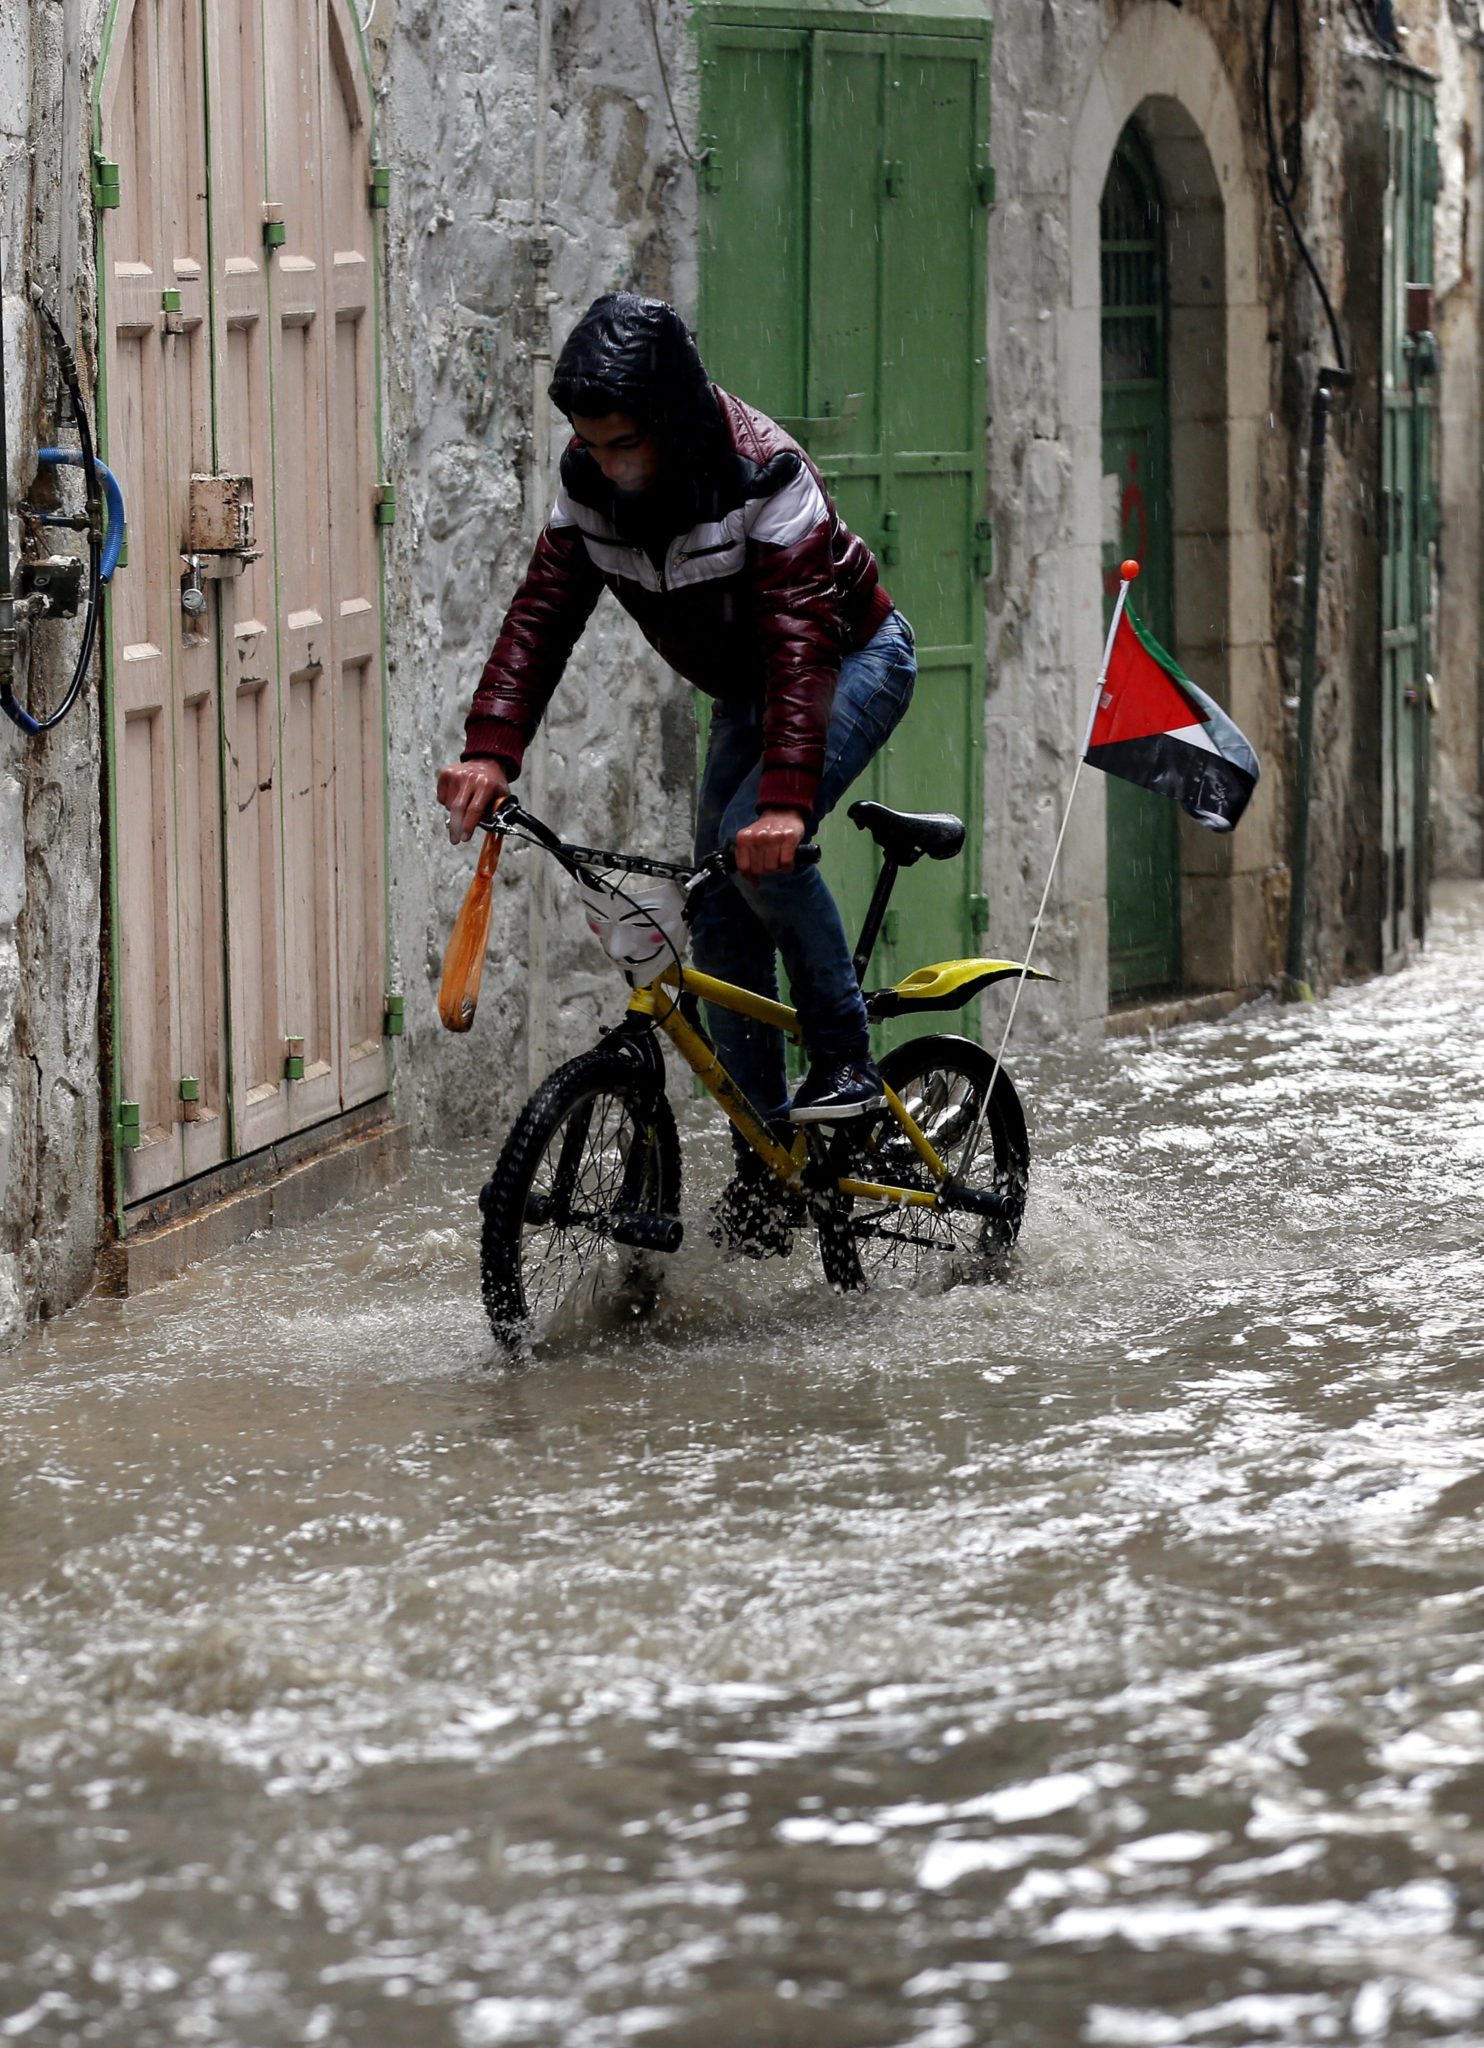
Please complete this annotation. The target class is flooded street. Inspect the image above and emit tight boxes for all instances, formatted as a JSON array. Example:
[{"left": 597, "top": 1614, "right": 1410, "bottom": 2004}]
[{"left": 4, "top": 883, "right": 1484, "bottom": 2048}]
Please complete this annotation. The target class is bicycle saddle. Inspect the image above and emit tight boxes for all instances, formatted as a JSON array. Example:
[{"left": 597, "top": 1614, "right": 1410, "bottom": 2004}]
[{"left": 847, "top": 800, "right": 965, "bottom": 865}]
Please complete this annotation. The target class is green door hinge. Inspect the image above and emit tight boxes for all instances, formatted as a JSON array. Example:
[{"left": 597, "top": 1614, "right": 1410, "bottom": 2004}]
[
  {"left": 384, "top": 993, "right": 405, "bottom": 1038},
  {"left": 178, "top": 1076, "right": 200, "bottom": 1124},
  {"left": 975, "top": 160, "right": 996, "bottom": 206},
  {"left": 969, "top": 892, "right": 989, "bottom": 938},
  {"left": 92, "top": 156, "right": 121, "bottom": 209},
  {"left": 375, "top": 481, "right": 397, "bottom": 527},
  {"left": 880, "top": 507, "right": 899, "bottom": 568},
  {"left": 284, "top": 1036, "right": 305, "bottom": 1082},
  {"left": 973, "top": 518, "right": 994, "bottom": 577},
  {"left": 882, "top": 160, "right": 905, "bottom": 199},
  {"left": 117, "top": 1100, "right": 141, "bottom": 1149},
  {"left": 370, "top": 163, "right": 391, "bottom": 209},
  {"left": 699, "top": 143, "right": 722, "bottom": 195},
  {"left": 881, "top": 907, "right": 899, "bottom": 950}
]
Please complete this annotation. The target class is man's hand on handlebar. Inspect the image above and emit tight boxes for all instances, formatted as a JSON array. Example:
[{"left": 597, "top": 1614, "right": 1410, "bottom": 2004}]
[
  {"left": 733, "top": 806, "right": 808, "bottom": 882},
  {"left": 437, "top": 758, "right": 510, "bottom": 845}
]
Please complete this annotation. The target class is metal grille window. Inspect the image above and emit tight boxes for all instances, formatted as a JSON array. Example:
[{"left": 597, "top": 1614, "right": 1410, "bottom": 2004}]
[{"left": 1100, "top": 148, "right": 1164, "bottom": 388}]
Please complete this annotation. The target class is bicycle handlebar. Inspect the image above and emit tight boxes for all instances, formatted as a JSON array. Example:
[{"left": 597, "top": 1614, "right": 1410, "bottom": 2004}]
[{"left": 487, "top": 798, "right": 821, "bottom": 882}]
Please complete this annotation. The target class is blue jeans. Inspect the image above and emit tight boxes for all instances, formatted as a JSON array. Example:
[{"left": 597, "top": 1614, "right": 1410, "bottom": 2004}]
[{"left": 690, "top": 610, "right": 917, "bottom": 1120}]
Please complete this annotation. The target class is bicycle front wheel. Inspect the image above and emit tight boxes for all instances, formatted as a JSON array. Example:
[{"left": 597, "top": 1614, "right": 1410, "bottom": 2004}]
[
  {"left": 479, "top": 1050, "right": 682, "bottom": 1352},
  {"left": 849, "top": 1033, "right": 1029, "bottom": 1289}
]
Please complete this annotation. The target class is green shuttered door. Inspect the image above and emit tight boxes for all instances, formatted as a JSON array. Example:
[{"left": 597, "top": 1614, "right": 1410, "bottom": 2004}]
[
  {"left": 699, "top": 11, "right": 991, "bottom": 1037},
  {"left": 1381, "top": 73, "right": 1437, "bottom": 966}
]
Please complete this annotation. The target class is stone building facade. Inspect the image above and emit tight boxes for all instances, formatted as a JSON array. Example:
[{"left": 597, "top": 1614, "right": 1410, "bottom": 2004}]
[{"left": 0, "top": 0, "right": 1480, "bottom": 1341}]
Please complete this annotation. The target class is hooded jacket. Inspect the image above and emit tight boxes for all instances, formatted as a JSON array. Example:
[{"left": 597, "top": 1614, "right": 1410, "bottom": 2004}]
[{"left": 463, "top": 296, "right": 893, "bottom": 814}]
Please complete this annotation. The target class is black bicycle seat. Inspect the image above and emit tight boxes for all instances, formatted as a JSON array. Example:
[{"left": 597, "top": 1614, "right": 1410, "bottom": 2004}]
[{"left": 847, "top": 800, "right": 965, "bottom": 865}]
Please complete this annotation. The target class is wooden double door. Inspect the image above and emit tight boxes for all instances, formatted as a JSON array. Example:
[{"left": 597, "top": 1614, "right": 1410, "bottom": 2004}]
[{"left": 97, "top": 0, "right": 389, "bottom": 1205}]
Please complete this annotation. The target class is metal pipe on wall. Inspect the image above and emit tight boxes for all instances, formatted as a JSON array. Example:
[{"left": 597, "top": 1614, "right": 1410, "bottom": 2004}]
[
  {"left": 1284, "top": 365, "right": 1351, "bottom": 998},
  {"left": 1, "top": 223, "right": 15, "bottom": 697}
]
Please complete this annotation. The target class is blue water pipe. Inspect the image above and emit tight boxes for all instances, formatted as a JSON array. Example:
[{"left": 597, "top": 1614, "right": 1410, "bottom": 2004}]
[{"left": 38, "top": 448, "right": 126, "bottom": 583}]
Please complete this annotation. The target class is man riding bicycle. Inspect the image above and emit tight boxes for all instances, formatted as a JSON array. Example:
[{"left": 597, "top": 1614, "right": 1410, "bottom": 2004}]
[{"left": 437, "top": 295, "right": 917, "bottom": 1225}]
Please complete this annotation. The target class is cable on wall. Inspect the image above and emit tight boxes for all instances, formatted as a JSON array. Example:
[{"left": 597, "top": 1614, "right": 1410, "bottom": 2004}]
[
  {"left": 639, "top": 0, "right": 709, "bottom": 170},
  {"left": 1261, "top": 0, "right": 1348, "bottom": 374}
]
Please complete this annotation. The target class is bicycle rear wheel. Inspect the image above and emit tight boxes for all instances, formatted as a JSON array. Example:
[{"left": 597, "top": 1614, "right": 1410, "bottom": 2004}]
[
  {"left": 847, "top": 1034, "right": 1029, "bottom": 1288},
  {"left": 480, "top": 1050, "right": 682, "bottom": 1351}
]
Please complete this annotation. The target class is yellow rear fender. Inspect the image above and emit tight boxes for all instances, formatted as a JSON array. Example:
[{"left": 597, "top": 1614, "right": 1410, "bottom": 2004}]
[{"left": 864, "top": 957, "right": 1055, "bottom": 1020}]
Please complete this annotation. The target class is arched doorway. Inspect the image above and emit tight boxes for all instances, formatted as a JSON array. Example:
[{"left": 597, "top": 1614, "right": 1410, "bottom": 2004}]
[
  {"left": 1100, "top": 125, "right": 1180, "bottom": 999},
  {"left": 95, "top": 0, "right": 390, "bottom": 1208},
  {"left": 1067, "top": 7, "right": 1272, "bottom": 1013}
]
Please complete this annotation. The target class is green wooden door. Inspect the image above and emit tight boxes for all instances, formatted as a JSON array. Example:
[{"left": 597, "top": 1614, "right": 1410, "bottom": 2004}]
[
  {"left": 699, "top": 10, "right": 991, "bottom": 1036},
  {"left": 1381, "top": 73, "right": 1437, "bottom": 967},
  {"left": 1100, "top": 131, "right": 1181, "bottom": 1000}
]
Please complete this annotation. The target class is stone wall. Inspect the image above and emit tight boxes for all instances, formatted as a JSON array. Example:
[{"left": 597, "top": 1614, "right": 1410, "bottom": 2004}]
[
  {"left": 374, "top": 0, "right": 703, "bottom": 1140},
  {"left": 1430, "top": 2, "right": 1484, "bottom": 878},
  {"left": 0, "top": 1, "right": 108, "bottom": 1343}
]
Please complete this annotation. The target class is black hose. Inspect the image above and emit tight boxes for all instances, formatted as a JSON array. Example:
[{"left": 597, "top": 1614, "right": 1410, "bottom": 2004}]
[
  {"left": 1261, "top": 0, "right": 1348, "bottom": 374},
  {"left": 0, "top": 290, "right": 103, "bottom": 736},
  {"left": 0, "top": 231, "right": 14, "bottom": 628}
]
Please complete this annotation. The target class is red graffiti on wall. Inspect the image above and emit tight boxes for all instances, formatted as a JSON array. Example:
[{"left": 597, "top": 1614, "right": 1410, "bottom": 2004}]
[{"left": 1104, "top": 449, "right": 1147, "bottom": 598}]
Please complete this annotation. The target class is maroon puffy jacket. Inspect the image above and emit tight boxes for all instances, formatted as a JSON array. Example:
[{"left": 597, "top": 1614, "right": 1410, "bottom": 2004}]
[{"left": 462, "top": 389, "right": 893, "bottom": 813}]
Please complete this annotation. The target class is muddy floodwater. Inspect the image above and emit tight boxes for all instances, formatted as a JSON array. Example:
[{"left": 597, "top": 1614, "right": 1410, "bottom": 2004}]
[{"left": 4, "top": 885, "right": 1484, "bottom": 2048}]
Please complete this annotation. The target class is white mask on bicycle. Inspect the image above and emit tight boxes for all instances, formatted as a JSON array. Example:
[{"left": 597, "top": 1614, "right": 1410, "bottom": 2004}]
[{"left": 578, "top": 874, "right": 689, "bottom": 973}]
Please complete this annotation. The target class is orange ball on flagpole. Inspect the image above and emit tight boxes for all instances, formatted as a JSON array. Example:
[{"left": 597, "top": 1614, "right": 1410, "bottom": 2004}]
[{"left": 1120, "top": 559, "right": 1141, "bottom": 583}]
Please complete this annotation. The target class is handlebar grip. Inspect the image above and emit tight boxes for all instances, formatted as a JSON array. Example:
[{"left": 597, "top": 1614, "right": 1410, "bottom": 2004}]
[{"left": 720, "top": 840, "right": 822, "bottom": 874}]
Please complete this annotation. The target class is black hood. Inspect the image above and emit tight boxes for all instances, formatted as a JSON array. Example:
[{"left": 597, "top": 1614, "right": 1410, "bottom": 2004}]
[
  {"left": 549, "top": 293, "right": 728, "bottom": 465},
  {"left": 549, "top": 294, "right": 743, "bottom": 552}
]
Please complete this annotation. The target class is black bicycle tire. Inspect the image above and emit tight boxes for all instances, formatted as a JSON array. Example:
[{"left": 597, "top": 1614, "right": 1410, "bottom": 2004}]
[
  {"left": 850, "top": 1034, "right": 1030, "bottom": 1286},
  {"left": 479, "top": 1050, "right": 682, "bottom": 1351}
]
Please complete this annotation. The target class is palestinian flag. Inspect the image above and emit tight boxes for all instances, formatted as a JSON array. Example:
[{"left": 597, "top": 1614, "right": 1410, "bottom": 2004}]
[{"left": 1086, "top": 602, "right": 1260, "bottom": 833}]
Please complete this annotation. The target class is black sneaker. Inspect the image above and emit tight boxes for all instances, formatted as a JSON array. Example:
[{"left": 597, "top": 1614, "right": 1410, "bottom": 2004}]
[
  {"left": 789, "top": 1057, "right": 887, "bottom": 1124},
  {"left": 707, "top": 1165, "right": 807, "bottom": 1260}
]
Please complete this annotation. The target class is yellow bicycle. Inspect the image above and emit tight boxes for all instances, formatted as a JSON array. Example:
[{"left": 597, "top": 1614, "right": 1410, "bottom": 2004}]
[{"left": 476, "top": 798, "right": 1048, "bottom": 1349}]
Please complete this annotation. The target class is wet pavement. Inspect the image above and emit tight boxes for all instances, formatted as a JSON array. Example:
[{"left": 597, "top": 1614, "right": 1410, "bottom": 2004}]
[{"left": 3, "top": 882, "right": 1484, "bottom": 2048}]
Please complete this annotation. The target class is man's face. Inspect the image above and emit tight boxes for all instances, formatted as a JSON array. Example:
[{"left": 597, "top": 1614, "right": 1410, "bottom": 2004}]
[{"left": 570, "top": 411, "right": 664, "bottom": 494}]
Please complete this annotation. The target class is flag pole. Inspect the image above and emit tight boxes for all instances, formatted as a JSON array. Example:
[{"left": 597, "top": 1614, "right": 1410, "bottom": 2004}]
[{"left": 958, "top": 561, "right": 1141, "bottom": 1188}]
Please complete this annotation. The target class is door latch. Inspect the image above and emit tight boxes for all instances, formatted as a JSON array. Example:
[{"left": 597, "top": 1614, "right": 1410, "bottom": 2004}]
[{"left": 180, "top": 554, "right": 206, "bottom": 620}]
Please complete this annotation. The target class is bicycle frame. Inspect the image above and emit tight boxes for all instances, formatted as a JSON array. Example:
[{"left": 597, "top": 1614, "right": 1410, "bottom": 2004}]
[
  {"left": 486, "top": 796, "right": 1040, "bottom": 1223},
  {"left": 627, "top": 967, "right": 949, "bottom": 1211}
]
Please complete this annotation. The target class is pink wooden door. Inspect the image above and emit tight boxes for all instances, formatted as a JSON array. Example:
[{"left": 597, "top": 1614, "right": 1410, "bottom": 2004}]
[
  {"left": 321, "top": 8, "right": 390, "bottom": 1115},
  {"left": 99, "top": 0, "right": 389, "bottom": 1203},
  {"left": 99, "top": 0, "right": 229, "bottom": 1202},
  {"left": 263, "top": 0, "right": 388, "bottom": 1131},
  {"left": 206, "top": 0, "right": 295, "bottom": 1160}
]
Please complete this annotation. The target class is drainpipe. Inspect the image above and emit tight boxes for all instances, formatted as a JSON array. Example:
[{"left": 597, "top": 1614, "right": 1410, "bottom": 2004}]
[
  {"left": 0, "top": 227, "right": 14, "bottom": 706},
  {"left": 524, "top": 0, "right": 555, "bottom": 1090},
  {"left": 1284, "top": 364, "right": 1352, "bottom": 999}
]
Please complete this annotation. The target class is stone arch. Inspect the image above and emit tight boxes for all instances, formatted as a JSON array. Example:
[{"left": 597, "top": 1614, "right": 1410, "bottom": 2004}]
[{"left": 1067, "top": 7, "right": 1273, "bottom": 997}]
